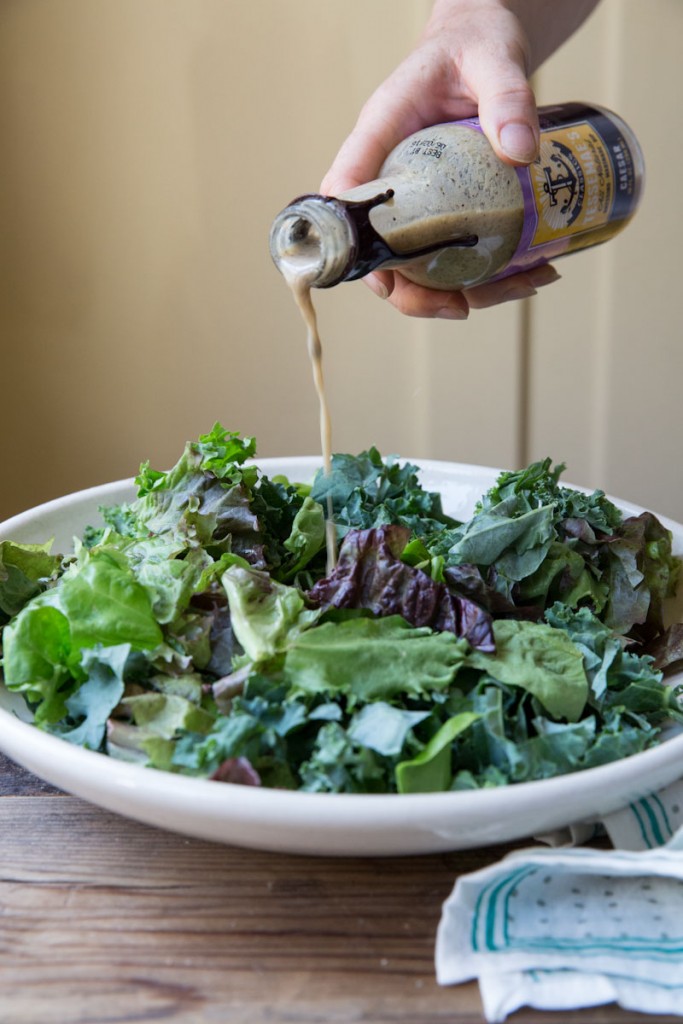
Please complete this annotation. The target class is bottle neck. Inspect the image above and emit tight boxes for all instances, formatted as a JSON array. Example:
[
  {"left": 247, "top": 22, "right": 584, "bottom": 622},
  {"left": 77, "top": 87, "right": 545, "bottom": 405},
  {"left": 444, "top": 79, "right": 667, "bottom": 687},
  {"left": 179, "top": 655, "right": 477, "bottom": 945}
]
[
  {"left": 269, "top": 194, "right": 360, "bottom": 288},
  {"left": 269, "top": 189, "right": 479, "bottom": 288}
]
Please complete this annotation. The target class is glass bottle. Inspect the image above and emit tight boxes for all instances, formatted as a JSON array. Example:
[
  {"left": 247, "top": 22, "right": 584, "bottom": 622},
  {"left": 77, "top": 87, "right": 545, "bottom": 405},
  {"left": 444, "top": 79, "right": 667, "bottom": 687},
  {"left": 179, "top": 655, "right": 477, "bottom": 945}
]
[{"left": 269, "top": 102, "right": 644, "bottom": 292}]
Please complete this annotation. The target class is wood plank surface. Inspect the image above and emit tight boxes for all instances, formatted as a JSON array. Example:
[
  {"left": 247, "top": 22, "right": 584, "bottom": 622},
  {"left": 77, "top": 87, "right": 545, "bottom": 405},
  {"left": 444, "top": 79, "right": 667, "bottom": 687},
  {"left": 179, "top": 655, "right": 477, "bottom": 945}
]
[
  {"left": 0, "top": 751, "right": 65, "bottom": 796},
  {"left": 0, "top": 753, "right": 680, "bottom": 1024}
]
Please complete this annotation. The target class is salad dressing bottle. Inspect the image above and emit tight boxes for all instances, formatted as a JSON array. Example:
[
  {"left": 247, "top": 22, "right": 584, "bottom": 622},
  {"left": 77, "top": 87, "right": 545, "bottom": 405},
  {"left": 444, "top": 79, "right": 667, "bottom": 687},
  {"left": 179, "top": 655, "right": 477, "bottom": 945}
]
[
  {"left": 270, "top": 103, "right": 644, "bottom": 576},
  {"left": 270, "top": 103, "right": 644, "bottom": 292}
]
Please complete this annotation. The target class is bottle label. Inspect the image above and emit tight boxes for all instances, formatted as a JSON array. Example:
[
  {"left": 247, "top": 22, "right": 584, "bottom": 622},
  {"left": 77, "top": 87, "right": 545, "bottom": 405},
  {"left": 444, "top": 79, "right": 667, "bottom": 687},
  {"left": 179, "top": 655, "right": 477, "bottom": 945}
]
[{"left": 459, "top": 104, "right": 641, "bottom": 279}]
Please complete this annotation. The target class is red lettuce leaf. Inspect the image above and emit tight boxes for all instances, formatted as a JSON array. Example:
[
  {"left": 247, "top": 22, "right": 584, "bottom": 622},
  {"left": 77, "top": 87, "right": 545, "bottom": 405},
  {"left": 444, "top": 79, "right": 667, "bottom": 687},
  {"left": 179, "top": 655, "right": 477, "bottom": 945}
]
[
  {"left": 638, "top": 622, "right": 683, "bottom": 673},
  {"left": 603, "top": 512, "right": 680, "bottom": 641},
  {"left": 211, "top": 756, "right": 261, "bottom": 786},
  {"left": 307, "top": 525, "right": 495, "bottom": 651},
  {"left": 443, "top": 563, "right": 543, "bottom": 622}
]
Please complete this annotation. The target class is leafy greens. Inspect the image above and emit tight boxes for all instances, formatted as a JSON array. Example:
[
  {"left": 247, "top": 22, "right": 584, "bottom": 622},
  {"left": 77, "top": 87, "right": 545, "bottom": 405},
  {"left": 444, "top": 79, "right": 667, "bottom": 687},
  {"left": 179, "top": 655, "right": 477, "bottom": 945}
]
[{"left": 1, "top": 424, "right": 681, "bottom": 795}]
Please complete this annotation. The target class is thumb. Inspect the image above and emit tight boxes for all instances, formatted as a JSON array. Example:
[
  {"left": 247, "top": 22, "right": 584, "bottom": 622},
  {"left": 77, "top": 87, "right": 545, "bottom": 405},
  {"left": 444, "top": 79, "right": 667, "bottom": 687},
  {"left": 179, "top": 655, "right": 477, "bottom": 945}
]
[{"left": 467, "top": 50, "right": 539, "bottom": 165}]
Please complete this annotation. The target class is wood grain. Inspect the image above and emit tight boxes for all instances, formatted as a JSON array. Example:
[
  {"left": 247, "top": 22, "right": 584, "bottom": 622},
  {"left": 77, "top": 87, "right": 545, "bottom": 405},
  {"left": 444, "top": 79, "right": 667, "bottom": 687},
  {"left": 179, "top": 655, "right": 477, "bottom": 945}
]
[
  {"left": 0, "top": 751, "right": 65, "bottom": 796},
  {"left": 0, "top": 782, "right": 679, "bottom": 1023},
  {"left": 0, "top": 795, "right": 483, "bottom": 1023}
]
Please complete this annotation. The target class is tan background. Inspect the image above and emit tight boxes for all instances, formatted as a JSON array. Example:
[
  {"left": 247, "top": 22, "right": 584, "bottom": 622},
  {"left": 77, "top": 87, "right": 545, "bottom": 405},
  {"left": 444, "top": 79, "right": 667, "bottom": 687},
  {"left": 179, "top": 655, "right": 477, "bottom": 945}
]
[{"left": 0, "top": 0, "right": 681, "bottom": 522}]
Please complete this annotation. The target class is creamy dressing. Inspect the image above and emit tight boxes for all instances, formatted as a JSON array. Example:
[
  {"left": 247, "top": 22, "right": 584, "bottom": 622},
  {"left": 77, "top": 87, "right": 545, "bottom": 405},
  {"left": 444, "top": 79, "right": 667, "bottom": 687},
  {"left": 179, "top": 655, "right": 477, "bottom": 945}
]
[{"left": 281, "top": 265, "right": 337, "bottom": 574}]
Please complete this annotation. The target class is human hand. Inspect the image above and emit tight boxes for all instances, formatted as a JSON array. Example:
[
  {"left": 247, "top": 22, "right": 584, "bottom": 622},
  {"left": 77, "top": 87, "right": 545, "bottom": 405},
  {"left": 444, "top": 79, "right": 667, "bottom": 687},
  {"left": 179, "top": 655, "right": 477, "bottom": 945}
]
[{"left": 320, "top": 0, "right": 557, "bottom": 318}]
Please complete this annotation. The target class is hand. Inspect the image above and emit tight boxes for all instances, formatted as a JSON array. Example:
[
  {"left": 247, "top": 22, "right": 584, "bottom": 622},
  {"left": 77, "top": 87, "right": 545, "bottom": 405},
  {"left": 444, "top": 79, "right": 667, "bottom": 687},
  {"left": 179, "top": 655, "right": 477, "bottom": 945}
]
[{"left": 320, "top": 0, "right": 567, "bottom": 318}]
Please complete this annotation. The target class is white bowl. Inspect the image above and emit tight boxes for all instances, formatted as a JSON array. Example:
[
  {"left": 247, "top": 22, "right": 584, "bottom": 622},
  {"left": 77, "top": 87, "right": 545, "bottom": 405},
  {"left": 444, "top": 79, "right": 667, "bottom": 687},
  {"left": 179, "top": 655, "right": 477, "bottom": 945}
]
[{"left": 1, "top": 458, "right": 682, "bottom": 856}]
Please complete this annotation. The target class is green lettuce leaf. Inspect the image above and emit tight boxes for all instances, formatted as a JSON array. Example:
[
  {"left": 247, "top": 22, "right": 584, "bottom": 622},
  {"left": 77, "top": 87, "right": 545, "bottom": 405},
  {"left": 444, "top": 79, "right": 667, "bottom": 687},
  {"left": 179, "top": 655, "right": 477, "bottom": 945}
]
[
  {"left": 59, "top": 550, "right": 164, "bottom": 651},
  {"left": 222, "top": 563, "right": 319, "bottom": 663},
  {"left": 0, "top": 540, "right": 63, "bottom": 620},
  {"left": 466, "top": 618, "right": 588, "bottom": 721},
  {"left": 280, "top": 496, "right": 326, "bottom": 579},
  {"left": 2, "top": 602, "right": 73, "bottom": 719},
  {"left": 446, "top": 503, "right": 555, "bottom": 576},
  {"left": 284, "top": 614, "right": 468, "bottom": 703},
  {"left": 396, "top": 712, "right": 479, "bottom": 793}
]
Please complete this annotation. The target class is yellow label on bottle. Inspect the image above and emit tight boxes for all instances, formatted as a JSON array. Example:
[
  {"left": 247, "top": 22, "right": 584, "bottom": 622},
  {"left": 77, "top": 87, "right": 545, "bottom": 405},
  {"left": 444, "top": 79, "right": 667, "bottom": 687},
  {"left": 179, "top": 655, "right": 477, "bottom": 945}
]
[
  {"left": 530, "top": 123, "right": 615, "bottom": 246},
  {"left": 470, "top": 104, "right": 642, "bottom": 283}
]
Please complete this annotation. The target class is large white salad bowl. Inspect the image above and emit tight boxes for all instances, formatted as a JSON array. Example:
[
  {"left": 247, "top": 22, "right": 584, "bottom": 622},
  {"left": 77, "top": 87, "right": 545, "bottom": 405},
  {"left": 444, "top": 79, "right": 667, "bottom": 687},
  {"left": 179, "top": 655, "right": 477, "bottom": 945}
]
[{"left": 1, "top": 458, "right": 682, "bottom": 856}]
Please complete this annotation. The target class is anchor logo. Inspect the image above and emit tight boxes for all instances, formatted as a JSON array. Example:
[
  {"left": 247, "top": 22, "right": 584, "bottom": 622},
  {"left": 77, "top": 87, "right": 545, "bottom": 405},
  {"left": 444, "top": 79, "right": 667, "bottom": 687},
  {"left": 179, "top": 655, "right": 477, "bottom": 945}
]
[{"left": 540, "top": 140, "right": 585, "bottom": 226}]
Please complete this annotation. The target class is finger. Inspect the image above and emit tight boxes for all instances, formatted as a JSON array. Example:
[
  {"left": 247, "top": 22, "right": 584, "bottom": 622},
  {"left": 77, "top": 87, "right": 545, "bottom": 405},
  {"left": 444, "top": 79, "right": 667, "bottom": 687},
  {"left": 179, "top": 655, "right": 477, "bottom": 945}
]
[
  {"left": 382, "top": 274, "right": 470, "bottom": 319},
  {"left": 458, "top": 30, "right": 539, "bottom": 165},
  {"left": 363, "top": 270, "right": 393, "bottom": 301},
  {"left": 478, "top": 80, "right": 539, "bottom": 165},
  {"left": 463, "top": 264, "right": 560, "bottom": 309}
]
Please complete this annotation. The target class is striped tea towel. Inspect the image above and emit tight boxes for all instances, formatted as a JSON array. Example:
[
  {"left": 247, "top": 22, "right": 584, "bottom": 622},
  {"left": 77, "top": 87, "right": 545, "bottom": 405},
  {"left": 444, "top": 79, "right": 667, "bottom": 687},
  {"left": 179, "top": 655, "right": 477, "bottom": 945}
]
[{"left": 436, "top": 785, "right": 683, "bottom": 1020}]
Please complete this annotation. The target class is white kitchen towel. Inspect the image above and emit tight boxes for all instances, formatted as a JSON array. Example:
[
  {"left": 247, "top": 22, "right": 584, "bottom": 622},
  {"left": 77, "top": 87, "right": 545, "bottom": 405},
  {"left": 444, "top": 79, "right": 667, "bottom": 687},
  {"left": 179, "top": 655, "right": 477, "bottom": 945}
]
[
  {"left": 535, "top": 778, "right": 683, "bottom": 850},
  {"left": 436, "top": 823, "right": 683, "bottom": 1021},
  {"left": 602, "top": 779, "right": 683, "bottom": 850}
]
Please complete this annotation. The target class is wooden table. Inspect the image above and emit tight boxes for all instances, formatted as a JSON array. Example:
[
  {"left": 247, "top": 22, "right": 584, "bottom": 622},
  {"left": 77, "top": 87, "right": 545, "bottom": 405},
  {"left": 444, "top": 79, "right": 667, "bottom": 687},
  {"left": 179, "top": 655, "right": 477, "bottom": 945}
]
[{"left": 0, "top": 751, "right": 678, "bottom": 1024}]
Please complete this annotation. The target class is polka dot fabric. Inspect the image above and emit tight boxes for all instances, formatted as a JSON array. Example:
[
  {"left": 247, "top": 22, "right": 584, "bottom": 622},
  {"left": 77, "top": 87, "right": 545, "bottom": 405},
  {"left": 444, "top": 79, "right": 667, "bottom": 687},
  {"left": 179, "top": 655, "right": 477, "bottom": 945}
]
[{"left": 436, "top": 833, "right": 683, "bottom": 1021}]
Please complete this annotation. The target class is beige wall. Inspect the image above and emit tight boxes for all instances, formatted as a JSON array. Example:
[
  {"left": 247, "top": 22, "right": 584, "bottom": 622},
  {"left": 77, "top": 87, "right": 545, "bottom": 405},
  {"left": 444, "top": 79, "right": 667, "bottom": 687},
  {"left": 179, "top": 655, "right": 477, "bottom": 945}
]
[
  {"left": 530, "top": 0, "right": 683, "bottom": 518},
  {"left": 0, "top": 1, "right": 680, "bottom": 524}
]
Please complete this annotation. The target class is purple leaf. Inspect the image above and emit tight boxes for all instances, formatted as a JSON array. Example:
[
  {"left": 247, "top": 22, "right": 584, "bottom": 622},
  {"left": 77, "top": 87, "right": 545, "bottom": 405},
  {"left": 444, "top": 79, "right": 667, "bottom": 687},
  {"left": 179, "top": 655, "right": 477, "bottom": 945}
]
[
  {"left": 639, "top": 622, "right": 683, "bottom": 673},
  {"left": 307, "top": 525, "right": 495, "bottom": 651},
  {"left": 211, "top": 757, "right": 261, "bottom": 786}
]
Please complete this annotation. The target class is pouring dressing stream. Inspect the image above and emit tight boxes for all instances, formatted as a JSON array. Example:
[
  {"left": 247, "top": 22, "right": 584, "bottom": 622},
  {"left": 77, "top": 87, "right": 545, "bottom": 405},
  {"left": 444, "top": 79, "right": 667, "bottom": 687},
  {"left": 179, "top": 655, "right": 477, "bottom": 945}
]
[{"left": 280, "top": 263, "right": 337, "bottom": 574}]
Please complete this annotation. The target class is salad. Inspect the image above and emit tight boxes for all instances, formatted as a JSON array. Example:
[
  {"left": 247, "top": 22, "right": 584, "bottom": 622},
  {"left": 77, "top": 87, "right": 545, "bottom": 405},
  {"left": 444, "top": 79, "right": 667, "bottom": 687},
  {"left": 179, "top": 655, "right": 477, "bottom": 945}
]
[{"left": 1, "top": 423, "right": 682, "bottom": 795}]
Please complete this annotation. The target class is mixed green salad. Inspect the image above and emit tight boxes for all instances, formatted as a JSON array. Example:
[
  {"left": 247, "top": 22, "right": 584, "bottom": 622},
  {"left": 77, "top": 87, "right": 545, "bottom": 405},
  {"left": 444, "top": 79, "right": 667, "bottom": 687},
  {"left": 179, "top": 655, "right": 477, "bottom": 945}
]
[{"left": 1, "top": 424, "right": 683, "bottom": 794}]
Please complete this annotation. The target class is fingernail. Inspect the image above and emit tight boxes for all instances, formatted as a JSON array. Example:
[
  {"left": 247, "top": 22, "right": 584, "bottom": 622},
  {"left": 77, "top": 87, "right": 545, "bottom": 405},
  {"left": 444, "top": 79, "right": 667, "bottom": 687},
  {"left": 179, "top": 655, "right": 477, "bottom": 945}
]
[
  {"left": 437, "top": 306, "right": 469, "bottom": 320},
  {"left": 501, "top": 283, "right": 537, "bottom": 303},
  {"left": 366, "top": 274, "right": 389, "bottom": 300},
  {"left": 499, "top": 122, "right": 538, "bottom": 163},
  {"left": 526, "top": 264, "right": 561, "bottom": 288}
]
